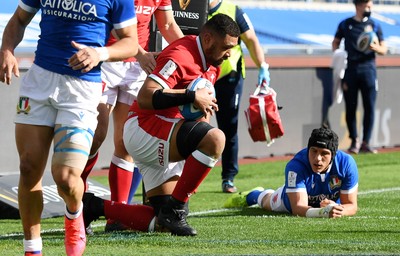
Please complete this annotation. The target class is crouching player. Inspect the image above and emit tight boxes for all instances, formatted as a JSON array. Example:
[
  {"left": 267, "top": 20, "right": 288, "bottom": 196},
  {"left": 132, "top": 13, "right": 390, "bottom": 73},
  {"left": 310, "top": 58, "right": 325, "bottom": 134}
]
[
  {"left": 224, "top": 127, "right": 358, "bottom": 218},
  {"left": 83, "top": 14, "right": 241, "bottom": 236}
]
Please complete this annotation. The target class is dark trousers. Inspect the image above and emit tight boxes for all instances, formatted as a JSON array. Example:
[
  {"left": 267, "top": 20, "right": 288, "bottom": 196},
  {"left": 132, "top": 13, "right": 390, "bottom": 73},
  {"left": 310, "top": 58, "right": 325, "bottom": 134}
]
[
  {"left": 214, "top": 72, "right": 244, "bottom": 181},
  {"left": 343, "top": 63, "right": 377, "bottom": 144}
]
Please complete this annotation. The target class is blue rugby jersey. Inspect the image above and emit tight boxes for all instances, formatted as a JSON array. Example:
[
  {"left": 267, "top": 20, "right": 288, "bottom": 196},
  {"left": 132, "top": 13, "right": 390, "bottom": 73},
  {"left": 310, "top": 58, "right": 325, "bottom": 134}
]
[
  {"left": 20, "top": 0, "right": 137, "bottom": 82},
  {"left": 282, "top": 149, "right": 359, "bottom": 213}
]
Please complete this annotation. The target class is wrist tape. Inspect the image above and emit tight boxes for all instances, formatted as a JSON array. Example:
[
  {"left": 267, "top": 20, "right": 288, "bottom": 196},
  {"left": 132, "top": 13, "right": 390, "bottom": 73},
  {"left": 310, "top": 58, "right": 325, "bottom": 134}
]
[
  {"left": 305, "top": 204, "right": 335, "bottom": 218},
  {"left": 94, "top": 47, "right": 109, "bottom": 61}
]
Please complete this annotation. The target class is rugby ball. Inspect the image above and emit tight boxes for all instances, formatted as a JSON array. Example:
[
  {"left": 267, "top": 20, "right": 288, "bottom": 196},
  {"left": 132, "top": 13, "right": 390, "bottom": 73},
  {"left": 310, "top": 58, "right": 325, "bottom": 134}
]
[
  {"left": 179, "top": 78, "right": 215, "bottom": 120},
  {"left": 356, "top": 31, "right": 378, "bottom": 53}
]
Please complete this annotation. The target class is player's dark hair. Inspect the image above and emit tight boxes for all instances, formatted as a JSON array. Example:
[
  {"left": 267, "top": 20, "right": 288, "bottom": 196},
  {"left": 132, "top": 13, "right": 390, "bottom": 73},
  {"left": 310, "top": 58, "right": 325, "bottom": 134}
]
[
  {"left": 307, "top": 127, "right": 339, "bottom": 160},
  {"left": 353, "top": 0, "right": 370, "bottom": 5},
  {"left": 202, "top": 13, "right": 240, "bottom": 38}
]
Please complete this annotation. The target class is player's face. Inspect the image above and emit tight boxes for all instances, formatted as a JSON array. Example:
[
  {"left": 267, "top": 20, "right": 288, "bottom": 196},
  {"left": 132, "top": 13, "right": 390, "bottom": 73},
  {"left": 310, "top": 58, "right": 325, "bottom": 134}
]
[
  {"left": 205, "top": 34, "right": 238, "bottom": 67},
  {"left": 356, "top": 1, "right": 373, "bottom": 14},
  {"left": 308, "top": 147, "right": 332, "bottom": 174}
]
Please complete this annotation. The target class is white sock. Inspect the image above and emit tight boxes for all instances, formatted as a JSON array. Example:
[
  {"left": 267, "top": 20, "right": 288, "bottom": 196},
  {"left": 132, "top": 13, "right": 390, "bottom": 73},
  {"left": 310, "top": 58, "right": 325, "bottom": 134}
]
[
  {"left": 112, "top": 155, "right": 135, "bottom": 172},
  {"left": 65, "top": 202, "right": 83, "bottom": 220},
  {"left": 148, "top": 217, "right": 156, "bottom": 232},
  {"left": 257, "top": 189, "right": 274, "bottom": 208},
  {"left": 23, "top": 237, "right": 42, "bottom": 253}
]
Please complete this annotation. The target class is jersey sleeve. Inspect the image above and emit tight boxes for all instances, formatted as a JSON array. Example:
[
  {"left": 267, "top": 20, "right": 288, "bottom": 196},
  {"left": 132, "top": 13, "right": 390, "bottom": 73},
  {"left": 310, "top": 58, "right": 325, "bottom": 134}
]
[
  {"left": 334, "top": 19, "right": 346, "bottom": 40},
  {"left": 19, "top": 0, "right": 40, "bottom": 13},
  {"left": 374, "top": 21, "right": 384, "bottom": 42},
  {"left": 339, "top": 154, "right": 359, "bottom": 194},
  {"left": 148, "top": 48, "right": 185, "bottom": 89},
  {"left": 235, "top": 5, "right": 251, "bottom": 34},
  {"left": 112, "top": 0, "right": 137, "bottom": 29},
  {"left": 284, "top": 159, "right": 308, "bottom": 193},
  {"left": 158, "top": 0, "right": 173, "bottom": 11}
]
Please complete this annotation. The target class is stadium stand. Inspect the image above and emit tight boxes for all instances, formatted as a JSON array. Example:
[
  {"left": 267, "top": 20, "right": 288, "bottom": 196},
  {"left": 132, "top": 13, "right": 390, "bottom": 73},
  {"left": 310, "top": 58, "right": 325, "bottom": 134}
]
[{"left": 2, "top": 0, "right": 399, "bottom": 58}]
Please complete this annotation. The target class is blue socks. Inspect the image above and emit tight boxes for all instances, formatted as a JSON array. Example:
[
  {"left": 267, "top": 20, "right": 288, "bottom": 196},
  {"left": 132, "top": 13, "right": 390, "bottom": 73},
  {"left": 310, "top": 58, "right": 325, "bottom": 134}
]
[
  {"left": 246, "top": 190, "right": 262, "bottom": 206},
  {"left": 127, "top": 167, "right": 142, "bottom": 204}
]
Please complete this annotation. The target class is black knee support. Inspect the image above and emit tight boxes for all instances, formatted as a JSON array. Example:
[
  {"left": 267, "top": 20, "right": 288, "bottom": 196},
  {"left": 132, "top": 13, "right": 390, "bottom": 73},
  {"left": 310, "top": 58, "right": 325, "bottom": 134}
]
[{"left": 176, "top": 121, "right": 213, "bottom": 159}]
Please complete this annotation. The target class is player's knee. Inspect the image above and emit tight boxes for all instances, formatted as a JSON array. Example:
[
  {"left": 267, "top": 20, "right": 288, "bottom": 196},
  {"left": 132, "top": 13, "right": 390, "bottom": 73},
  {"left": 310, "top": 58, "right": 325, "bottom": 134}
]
[
  {"left": 19, "top": 159, "right": 42, "bottom": 187},
  {"left": 52, "top": 166, "right": 81, "bottom": 195},
  {"left": 177, "top": 120, "right": 215, "bottom": 159},
  {"left": 200, "top": 128, "right": 225, "bottom": 158}
]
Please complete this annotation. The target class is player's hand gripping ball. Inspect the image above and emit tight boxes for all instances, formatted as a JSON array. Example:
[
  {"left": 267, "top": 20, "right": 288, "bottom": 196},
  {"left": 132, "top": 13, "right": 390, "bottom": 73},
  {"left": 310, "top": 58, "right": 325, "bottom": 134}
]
[
  {"left": 179, "top": 78, "right": 215, "bottom": 120},
  {"left": 357, "top": 31, "right": 378, "bottom": 53}
]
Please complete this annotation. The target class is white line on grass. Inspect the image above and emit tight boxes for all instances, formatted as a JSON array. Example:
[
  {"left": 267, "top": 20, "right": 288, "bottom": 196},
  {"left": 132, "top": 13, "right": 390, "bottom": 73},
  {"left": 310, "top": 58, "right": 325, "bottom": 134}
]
[
  {"left": 358, "top": 187, "right": 400, "bottom": 195},
  {"left": 1, "top": 187, "right": 399, "bottom": 239}
]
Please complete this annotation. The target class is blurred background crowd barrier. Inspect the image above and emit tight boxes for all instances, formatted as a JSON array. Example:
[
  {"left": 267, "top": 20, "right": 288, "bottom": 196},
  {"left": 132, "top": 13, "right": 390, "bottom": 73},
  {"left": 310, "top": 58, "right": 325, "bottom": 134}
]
[{"left": 1, "top": 0, "right": 399, "bottom": 175}]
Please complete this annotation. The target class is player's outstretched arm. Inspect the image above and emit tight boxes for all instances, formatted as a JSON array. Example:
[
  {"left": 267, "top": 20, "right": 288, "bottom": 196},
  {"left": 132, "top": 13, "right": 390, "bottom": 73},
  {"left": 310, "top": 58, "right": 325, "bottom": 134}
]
[
  {"left": 288, "top": 191, "right": 349, "bottom": 218},
  {"left": 287, "top": 191, "right": 312, "bottom": 217}
]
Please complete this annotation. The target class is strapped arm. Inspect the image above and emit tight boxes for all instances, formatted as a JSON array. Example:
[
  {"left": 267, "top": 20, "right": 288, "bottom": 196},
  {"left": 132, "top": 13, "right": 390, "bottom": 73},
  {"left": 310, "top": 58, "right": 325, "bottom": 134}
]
[{"left": 152, "top": 89, "right": 196, "bottom": 109}]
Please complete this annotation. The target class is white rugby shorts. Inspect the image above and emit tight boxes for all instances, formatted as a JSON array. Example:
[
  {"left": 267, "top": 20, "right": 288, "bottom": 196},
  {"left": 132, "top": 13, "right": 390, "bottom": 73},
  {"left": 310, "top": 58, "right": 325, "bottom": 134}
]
[
  {"left": 100, "top": 61, "right": 147, "bottom": 106},
  {"left": 123, "top": 115, "right": 184, "bottom": 191},
  {"left": 269, "top": 186, "right": 290, "bottom": 213},
  {"left": 15, "top": 63, "right": 102, "bottom": 132}
]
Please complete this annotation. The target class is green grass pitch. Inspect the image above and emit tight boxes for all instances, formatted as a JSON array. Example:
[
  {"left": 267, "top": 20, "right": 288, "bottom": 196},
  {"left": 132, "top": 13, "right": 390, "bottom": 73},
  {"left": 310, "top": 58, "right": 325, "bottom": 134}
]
[{"left": 0, "top": 151, "right": 399, "bottom": 255}]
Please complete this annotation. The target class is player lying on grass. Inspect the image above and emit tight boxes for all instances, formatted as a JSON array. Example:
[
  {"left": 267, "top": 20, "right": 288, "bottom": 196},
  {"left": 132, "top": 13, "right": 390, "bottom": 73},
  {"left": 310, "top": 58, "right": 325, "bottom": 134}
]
[{"left": 224, "top": 127, "right": 359, "bottom": 218}]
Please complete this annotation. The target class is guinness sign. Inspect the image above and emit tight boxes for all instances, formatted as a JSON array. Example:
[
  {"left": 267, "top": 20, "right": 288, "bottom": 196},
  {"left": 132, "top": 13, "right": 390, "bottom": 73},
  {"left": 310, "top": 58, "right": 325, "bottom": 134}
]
[{"left": 172, "top": 0, "right": 208, "bottom": 35}]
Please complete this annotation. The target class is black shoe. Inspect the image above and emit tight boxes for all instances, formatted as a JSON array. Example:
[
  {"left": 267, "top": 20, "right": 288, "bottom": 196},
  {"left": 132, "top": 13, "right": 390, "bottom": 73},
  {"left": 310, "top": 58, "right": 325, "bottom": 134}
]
[
  {"left": 348, "top": 139, "right": 359, "bottom": 154},
  {"left": 359, "top": 142, "right": 378, "bottom": 154},
  {"left": 82, "top": 192, "right": 104, "bottom": 230},
  {"left": 104, "top": 220, "right": 129, "bottom": 233},
  {"left": 157, "top": 205, "right": 197, "bottom": 236}
]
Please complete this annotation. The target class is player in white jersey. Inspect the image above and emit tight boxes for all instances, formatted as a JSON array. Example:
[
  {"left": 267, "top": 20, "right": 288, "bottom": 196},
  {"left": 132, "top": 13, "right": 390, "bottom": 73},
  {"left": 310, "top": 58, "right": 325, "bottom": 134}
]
[
  {"left": 79, "top": 0, "right": 184, "bottom": 233},
  {"left": 0, "top": 0, "right": 138, "bottom": 255},
  {"left": 224, "top": 127, "right": 359, "bottom": 218}
]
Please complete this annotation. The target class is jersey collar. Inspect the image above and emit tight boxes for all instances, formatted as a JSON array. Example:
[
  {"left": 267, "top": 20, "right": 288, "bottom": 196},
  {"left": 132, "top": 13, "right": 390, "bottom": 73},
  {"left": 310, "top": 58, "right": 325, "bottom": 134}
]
[{"left": 196, "top": 36, "right": 209, "bottom": 72}]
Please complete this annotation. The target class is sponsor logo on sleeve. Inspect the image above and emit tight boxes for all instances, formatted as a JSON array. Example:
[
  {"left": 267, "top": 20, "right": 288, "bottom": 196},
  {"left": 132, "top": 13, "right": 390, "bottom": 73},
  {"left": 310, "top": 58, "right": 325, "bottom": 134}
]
[
  {"left": 159, "top": 60, "right": 177, "bottom": 80},
  {"left": 288, "top": 170, "right": 297, "bottom": 187}
]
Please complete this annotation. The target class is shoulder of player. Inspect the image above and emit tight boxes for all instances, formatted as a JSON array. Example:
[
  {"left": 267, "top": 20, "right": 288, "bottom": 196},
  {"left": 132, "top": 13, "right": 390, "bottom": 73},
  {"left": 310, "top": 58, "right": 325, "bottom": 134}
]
[
  {"left": 285, "top": 150, "right": 309, "bottom": 170},
  {"left": 339, "top": 17, "right": 354, "bottom": 28},
  {"left": 159, "top": 37, "right": 199, "bottom": 63},
  {"left": 333, "top": 150, "right": 358, "bottom": 169},
  {"left": 367, "top": 18, "right": 382, "bottom": 29}
]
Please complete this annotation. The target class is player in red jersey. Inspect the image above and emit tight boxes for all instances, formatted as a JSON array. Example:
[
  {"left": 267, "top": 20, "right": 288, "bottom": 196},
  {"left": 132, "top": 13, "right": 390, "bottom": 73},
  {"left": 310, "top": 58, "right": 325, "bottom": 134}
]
[
  {"left": 83, "top": 14, "right": 240, "bottom": 236},
  {"left": 80, "top": 0, "right": 184, "bottom": 233}
]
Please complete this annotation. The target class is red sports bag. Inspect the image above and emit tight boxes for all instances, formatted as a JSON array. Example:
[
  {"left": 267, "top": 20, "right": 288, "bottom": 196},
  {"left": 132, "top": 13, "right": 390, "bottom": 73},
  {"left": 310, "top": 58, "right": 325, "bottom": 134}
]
[{"left": 244, "top": 84, "right": 284, "bottom": 145}]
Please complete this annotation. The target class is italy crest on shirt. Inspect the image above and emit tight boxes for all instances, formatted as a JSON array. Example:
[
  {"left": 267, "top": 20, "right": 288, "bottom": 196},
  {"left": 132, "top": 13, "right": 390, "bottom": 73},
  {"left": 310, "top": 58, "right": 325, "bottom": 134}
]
[{"left": 329, "top": 175, "right": 342, "bottom": 190}]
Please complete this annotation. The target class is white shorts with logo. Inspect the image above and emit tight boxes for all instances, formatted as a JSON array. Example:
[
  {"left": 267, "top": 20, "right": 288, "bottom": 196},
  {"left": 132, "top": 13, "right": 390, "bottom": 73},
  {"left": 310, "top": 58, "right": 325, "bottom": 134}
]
[
  {"left": 123, "top": 115, "right": 184, "bottom": 192},
  {"left": 269, "top": 186, "right": 290, "bottom": 213},
  {"left": 101, "top": 61, "right": 147, "bottom": 106},
  {"left": 15, "top": 64, "right": 102, "bottom": 132}
]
